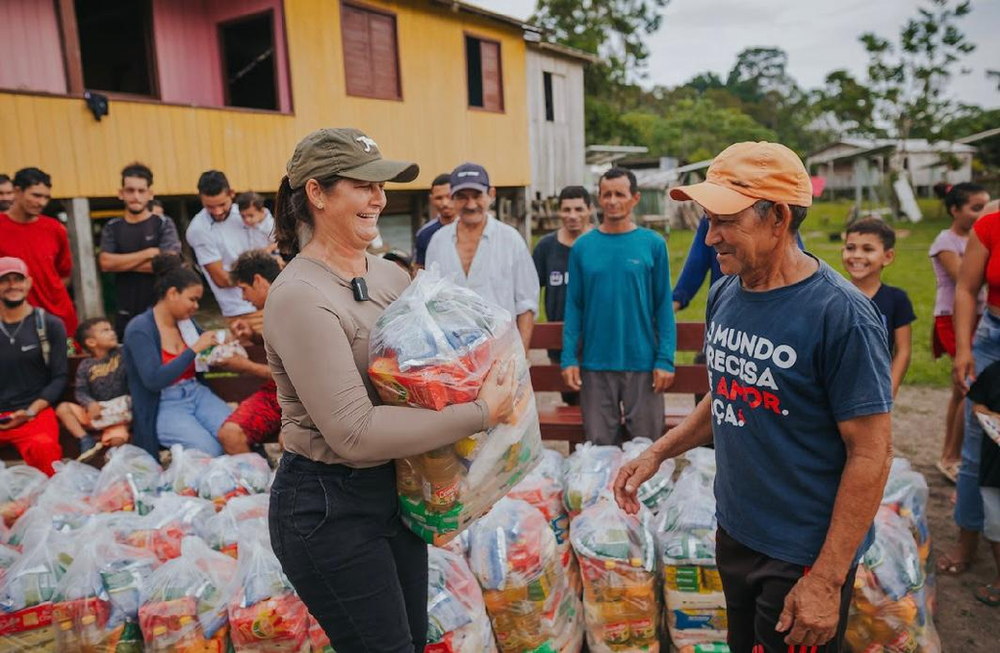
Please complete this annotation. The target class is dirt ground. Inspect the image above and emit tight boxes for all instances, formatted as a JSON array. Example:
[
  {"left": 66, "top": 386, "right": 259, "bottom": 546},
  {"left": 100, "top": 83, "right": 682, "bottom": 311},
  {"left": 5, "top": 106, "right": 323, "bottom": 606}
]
[
  {"left": 536, "top": 382, "right": 996, "bottom": 651},
  {"left": 891, "top": 385, "right": 996, "bottom": 652}
]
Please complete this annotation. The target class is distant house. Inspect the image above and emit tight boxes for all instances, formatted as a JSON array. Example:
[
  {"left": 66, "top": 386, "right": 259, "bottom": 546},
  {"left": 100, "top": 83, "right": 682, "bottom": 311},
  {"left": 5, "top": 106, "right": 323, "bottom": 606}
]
[
  {"left": 524, "top": 40, "right": 594, "bottom": 238},
  {"left": 806, "top": 138, "right": 976, "bottom": 197}
]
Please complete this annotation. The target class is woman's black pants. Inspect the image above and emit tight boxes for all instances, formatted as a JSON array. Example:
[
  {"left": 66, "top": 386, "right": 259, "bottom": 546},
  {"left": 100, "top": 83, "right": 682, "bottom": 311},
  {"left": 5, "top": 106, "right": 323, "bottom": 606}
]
[{"left": 269, "top": 452, "right": 428, "bottom": 652}]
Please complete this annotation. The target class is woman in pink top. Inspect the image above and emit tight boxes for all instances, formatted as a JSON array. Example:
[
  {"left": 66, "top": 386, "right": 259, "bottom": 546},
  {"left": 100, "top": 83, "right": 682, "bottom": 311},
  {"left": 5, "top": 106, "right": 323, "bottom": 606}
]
[{"left": 930, "top": 183, "right": 991, "bottom": 481}]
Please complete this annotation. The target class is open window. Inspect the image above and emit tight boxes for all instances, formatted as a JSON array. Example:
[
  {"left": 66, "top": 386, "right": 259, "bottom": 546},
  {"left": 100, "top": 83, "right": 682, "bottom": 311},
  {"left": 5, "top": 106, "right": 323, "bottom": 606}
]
[
  {"left": 466, "top": 35, "right": 503, "bottom": 112},
  {"left": 543, "top": 72, "right": 554, "bottom": 122},
  {"left": 219, "top": 11, "right": 278, "bottom": 110},
  {"left": 340, "top": 2, "right": 401, "bottom": 100},
  {"left": 75, "top": 0, "right": 157, "bottom": 96}
]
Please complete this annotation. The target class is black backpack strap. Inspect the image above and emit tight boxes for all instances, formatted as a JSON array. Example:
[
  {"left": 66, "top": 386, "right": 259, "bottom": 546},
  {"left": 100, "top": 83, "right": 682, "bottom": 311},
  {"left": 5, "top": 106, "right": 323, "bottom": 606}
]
[{"left": 34, "top": 308, "right": 50, "bottom": 366}]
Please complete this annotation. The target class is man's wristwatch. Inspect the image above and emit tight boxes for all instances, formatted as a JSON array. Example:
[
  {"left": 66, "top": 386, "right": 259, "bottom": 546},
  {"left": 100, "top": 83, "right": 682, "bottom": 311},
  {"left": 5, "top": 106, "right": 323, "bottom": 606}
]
[{"left": 24, "top": 408, "right": 37, "bottom": 419}]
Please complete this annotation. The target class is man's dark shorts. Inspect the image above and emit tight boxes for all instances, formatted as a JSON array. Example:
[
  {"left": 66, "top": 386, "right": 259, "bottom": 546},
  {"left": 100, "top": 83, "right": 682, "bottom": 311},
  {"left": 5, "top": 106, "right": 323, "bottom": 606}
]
[
  {"left": 224, "top": 380, "right": 281, "bottom": 445},
  {"left": 717, "top": 527, "right": 857, "bottom": 653}
]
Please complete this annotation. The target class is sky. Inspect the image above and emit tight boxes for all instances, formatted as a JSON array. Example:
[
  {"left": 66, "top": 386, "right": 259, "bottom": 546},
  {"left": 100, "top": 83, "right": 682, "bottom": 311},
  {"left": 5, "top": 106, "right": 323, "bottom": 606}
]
[{"left": 478, "top": 0, "right": 1000, "bottom": 110}]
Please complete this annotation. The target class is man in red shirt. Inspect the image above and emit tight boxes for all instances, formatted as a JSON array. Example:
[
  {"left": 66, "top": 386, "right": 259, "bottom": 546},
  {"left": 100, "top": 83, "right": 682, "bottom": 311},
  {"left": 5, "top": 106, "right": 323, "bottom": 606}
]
[{"left": 0, "top": 168, "right": 78, "bottom": 335}]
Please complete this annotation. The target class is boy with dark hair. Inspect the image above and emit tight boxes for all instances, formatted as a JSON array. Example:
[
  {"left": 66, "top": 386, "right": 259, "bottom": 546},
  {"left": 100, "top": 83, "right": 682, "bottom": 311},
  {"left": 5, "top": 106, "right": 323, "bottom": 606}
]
[
  {"left": 55, "top": 317, "right": 130, "bottom": 453},
  {"left": 533, "top": 185, "right": 593, "bottom": 405},
  {"left": 412, "top": 173, "right": 456, "bottom": 270},
  {"left": 99, "top": 162, "right": 182, "bottom": 338},
  {"left": 0, "top": 174, "right": 13, "bottom": 212},
  {"left": 215, "top": 249, "right": 282, "bottom": 453},
  {"left": 843, "top": 217, "right": 915, "bottom": 397},
  {"left": 187, "top": 171, "right": 274, "bottom": 333},
  {"left": 147, "top": 199, "right": 165, "bottom": 216},
  {"left": 0, "top": 167, "right": 78, "bottom": 335}
]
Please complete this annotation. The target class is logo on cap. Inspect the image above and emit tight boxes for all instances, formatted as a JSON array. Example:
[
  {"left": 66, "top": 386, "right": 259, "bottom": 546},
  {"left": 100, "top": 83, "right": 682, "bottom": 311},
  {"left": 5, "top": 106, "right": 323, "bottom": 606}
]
[
  {"left": 457, "top": 171, "right": 480, "bottom": 178},
  {"left": 355, "top": 136, "right": 379, "bottom": 153}
]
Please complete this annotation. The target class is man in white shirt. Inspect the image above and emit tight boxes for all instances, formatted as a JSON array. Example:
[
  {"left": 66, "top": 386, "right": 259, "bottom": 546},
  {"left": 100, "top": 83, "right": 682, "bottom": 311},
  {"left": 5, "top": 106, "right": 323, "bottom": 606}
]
[
  {"left": 425, "top": 163, "right": 539, "bottom": 352},
  {"left": 185, "top": 170, "right": 275, "bottom": 334}
]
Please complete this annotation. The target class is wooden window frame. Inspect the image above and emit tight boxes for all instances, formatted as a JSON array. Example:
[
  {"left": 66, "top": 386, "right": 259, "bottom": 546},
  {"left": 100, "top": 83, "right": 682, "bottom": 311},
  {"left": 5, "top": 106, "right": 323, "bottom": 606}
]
[
  {"left": 464, "top": 32, "right": 504, "bottom": 114},
  {"left": 6, "top": 0, "right": 293, "bottom": 116},
  {"left": 340, "top": 0, "right": 403, "bottom": 102},
  {"left": 217, "top": 8, "right": 281, "bottom": 110},
  {"left": 67, "top": 0, "right": 161, "bottom": 100}
]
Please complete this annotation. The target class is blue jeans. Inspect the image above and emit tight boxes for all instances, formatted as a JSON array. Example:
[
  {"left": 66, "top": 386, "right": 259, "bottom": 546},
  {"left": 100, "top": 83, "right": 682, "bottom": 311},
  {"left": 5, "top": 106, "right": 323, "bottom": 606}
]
[
  {"left": 156, "top": 380, "right": 232, "bottom": 456},
  {"left": 955, "top": 312, "right": 1000, "bottom": 531}
]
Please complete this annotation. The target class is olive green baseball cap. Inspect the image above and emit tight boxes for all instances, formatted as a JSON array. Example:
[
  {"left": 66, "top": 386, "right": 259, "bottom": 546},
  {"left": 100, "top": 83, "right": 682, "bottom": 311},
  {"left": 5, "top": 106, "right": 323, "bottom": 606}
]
[{"left": 286, "top": 127, "right": 419, "bottom": 189}]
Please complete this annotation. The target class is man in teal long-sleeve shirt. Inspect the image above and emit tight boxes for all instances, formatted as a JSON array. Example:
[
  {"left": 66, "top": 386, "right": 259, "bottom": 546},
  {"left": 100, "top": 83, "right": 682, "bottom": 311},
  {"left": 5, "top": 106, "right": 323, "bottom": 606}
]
[{"left": 561, "top": 167, "right": 676, "bottom": 445}]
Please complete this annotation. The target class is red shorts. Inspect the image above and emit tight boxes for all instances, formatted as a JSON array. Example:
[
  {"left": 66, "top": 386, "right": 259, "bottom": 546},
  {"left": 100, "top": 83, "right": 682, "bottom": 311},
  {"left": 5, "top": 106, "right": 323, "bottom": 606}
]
[
  {"left": 933, "top": 314, "right": 978, "bottom": 359},
  {"left": 223, "top": 380, "right": 281, "bottom": 445},
  {"left": 0, "top": 407, "right": 62, "bottom": 475}
]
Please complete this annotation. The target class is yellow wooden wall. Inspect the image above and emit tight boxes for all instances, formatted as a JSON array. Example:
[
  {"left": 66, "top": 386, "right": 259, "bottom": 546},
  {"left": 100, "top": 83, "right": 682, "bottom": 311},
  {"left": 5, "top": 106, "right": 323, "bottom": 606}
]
[{"left": 0, "top": 0, "right": 531, "bottom": 199}]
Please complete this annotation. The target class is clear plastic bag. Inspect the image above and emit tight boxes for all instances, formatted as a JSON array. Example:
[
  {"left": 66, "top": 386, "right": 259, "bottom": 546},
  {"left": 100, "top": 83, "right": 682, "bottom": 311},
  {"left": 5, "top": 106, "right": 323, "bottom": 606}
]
[
  {"left": 564, "top": 443, "right": 623, "bottom": 517},
  {"left": 621, "top": 438, "right": 676, "bottom": 514},
  {"left": 92, "top": 444, "right": 162, "bottom": 514},
  {"left": 369, "top": 269, "right": 543, "bottom": 545},
  {"left": 468, "top": 497, "right": 584, "bottom": 653},
  {"left": 0, "top": 465, "right": 48, "bottom": 527},
  {"left": 199, "top": 453, "right": 272, "bottom": 509},
  {"left": 90, "top": 395, "right": 132, "bottom": 429},
  {"left": 199, "top": 338, "right": 249, "bottom": 367},
  {"left": 427, "top": 546, "right": 498, "bottom": 653},
  {"left": 36, "top": 461, "right": 100, "bottom": 504},
  {"left": 846, "top": 506, "right": 940, "bottom": 653},
  {"left": 203, "top": 493, "right": 270, "bottom": 558},
  {"left": 0, "top": 525, "right": 75, "bottom": 613},
  {"left": 160, "top": 445, "right": 213, "bottom": 497},
  {"left": 510, "top": 448, "right": 578, "bottom": 591},
  {"left": 227, "top": 521, "right": 310, "bottom": 652},
  {"left": 52, "top": 525, "right": 158, "bottom": 651},
  {"left": 123, "top": 494, "right": 216, "bottom": 562},
  {"left": 570, "top": 497, "right": 660, "bottom": 653},
  {"left": 6, "top": 495, "right": 96, "bottom": 549},
  {"left": 137, "top": 536, "right": 238, "bottom": 652}
]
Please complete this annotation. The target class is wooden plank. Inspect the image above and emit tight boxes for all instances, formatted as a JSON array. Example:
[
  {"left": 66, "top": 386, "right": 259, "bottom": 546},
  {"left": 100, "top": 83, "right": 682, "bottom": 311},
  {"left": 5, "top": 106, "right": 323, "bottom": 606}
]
[
  {"left": 530, "top": 364, "right": 708, "bottom": 395},
  {"left": 65, "top": 197, "right": 104, "bottom": 319},
  {"left": 530, "top": 321, "right": 705, "bottom": 352}
]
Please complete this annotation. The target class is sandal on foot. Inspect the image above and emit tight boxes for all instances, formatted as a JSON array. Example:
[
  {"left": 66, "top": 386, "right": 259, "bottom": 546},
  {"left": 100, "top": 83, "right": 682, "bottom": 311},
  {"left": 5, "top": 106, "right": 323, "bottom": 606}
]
[
  {"left": 974, "top": 584, "right": 1000, "bottom": 607},
  {"left": 936, "top": 460, "right": 960, "bottom": 484},
  {"left": 936, "top": 552, "right": 970, "bottom": 575}
]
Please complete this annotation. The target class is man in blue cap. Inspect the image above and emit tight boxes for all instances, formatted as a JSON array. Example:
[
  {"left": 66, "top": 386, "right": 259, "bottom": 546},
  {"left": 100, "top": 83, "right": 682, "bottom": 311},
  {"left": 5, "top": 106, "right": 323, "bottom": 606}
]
[{"left": 425, "top": 162, "right": 539, "bottom": 351}]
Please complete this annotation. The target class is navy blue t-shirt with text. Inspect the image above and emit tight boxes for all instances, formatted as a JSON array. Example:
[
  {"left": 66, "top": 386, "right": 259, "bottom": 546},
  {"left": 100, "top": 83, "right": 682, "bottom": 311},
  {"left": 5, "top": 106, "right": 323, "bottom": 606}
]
[{"left": 705, "top": 257, "right": 892, "bottom": 566}]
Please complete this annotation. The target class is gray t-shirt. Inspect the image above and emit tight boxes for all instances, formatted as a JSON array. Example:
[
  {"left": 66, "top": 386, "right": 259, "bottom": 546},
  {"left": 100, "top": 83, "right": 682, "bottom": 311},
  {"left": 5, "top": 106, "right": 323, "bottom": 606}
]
[{"left": 75, "top": 345, "right": 128, "bottom": 406}]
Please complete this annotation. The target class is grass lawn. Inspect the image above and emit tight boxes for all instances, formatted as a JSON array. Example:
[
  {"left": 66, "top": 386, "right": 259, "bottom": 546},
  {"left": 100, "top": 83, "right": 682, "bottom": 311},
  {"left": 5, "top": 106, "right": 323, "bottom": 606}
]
[
  {"left": 665, "top": 198, "right": 952, "bottom": 387},
  {"left": 536, "top": 198, "right": 954, "bottom": 387}
]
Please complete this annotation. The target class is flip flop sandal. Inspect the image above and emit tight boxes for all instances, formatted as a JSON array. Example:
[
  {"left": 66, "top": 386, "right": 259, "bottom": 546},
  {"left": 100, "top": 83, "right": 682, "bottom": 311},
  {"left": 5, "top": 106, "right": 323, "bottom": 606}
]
[
  {"left": 974, "top": 584, "right": 1000, "bottom": 607},
  {"left": 936, "top": 553, "right": 970, "bottom": 575},
  {"left": 936, "top": 460, "right": 960, "bottom": 484}
]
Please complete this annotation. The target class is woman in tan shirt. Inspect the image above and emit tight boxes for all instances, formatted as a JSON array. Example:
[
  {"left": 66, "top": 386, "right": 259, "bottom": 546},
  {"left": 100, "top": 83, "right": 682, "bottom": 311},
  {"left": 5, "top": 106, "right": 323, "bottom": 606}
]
[{"left": 264, "top": 128, "right": 515, "bottom": 653}]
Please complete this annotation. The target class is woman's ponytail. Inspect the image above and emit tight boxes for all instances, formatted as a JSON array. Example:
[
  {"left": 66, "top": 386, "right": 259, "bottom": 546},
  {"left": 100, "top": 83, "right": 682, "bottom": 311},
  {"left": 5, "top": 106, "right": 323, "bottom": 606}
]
[{"left": 273, "top": 174, "right": 341, "bottom": 258}]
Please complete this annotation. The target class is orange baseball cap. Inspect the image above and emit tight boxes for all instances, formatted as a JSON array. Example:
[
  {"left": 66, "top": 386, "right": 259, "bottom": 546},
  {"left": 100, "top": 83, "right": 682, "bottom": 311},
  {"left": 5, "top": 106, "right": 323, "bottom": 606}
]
[{"left": 670, "top": 141, "right": 813, "bottom": 215}]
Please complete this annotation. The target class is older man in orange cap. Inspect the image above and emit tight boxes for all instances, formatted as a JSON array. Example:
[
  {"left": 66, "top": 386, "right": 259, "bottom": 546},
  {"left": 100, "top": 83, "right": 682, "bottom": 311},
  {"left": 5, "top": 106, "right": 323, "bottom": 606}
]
[{"left": 615, "top": 142, "right": 893, "bottom": 652}]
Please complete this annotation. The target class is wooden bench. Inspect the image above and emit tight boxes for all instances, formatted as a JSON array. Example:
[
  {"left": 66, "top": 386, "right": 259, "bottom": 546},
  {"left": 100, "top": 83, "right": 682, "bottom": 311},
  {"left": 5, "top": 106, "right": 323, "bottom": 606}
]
[
  {"left": 0, "top": 344, "right": 269, "bottom": 465},
  {"left": 529, "top": 322, "right": 709, "bottom": 448}
]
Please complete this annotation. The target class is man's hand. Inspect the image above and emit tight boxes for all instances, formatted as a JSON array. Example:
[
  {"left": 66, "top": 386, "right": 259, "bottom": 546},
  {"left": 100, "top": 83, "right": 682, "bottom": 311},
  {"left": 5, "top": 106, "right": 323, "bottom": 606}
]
[
  {"left": 144, "top": 247, "right": 161, "bottom": 260},
  {"left": 562, "top": 366, "right": 582, "bottom": 391},
  {"left": 653, "top": 369, "right": 675, "bottom": 393},
  {"left": 230, "top": 319, "right": 253, "bottom": 343},
  {"left": 953, "top": 349, "right": 975, "bottom": 393},
  {"left": 0, "top": 410, "right": 29, "bottom": 431},
  {"left": 216, "top": 354, "right": 251, "bottom": 373},
  {"left": 776, "top": 573, "right": 843, "bottom": 647},
  {"left": 614, "top": 449, "right": 661, "bottom": 515},
  {"left": 87, "top": 402, "right": 103, "bottom": 420}
]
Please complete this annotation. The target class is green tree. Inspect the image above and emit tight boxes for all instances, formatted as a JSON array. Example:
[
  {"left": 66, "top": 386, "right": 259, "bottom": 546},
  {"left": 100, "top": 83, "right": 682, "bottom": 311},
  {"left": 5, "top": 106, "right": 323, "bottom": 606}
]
[
  {"left": 860, "top": 0, "right": 976, "bottom": 140},
  {"left": 816, "top": 69, "right": 882, "bottom": 137},
  {"left": 531, "top": 0, "right": 669, "bottom": 96}
]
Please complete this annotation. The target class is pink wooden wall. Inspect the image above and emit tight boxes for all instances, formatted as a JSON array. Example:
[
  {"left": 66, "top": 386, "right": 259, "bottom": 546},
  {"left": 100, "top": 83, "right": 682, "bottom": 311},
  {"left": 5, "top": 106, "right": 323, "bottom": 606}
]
[
  {"left": 153, "top": 0, "right": 291, "bottom": 112},
  {"left": 0, "top": 0, "right": 67, "bottom": 94}
]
